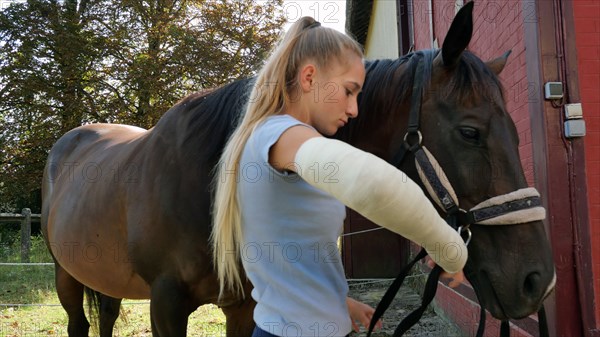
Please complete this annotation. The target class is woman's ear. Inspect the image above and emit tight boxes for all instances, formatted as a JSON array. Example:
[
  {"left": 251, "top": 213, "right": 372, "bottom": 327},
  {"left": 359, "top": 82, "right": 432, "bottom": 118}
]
[{"left": 298, "top": 63, "right": 316, "bottom": 93}]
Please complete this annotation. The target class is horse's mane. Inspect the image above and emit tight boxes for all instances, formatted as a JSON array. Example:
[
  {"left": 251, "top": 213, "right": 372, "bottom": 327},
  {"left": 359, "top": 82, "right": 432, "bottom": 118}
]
[
  {"left": 151, "top": 49, "right": 505, "bottom": 161},
  {"left": 334, "top": 50, "right": 434, "bottom": 141},
  {"left": 151, "top": 78, "right": 253, "bottom": 163},
  {"left": 337, "top": 49, "right": 505, "bottom": 141},
  {"left": 447, "top": 51, "right": 506, "bottom": 105}
]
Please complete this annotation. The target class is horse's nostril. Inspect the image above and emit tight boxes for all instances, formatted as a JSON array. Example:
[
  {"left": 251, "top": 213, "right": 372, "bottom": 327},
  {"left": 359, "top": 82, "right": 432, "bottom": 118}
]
[{"left": 524, "top": 272, "right": 541, "bottom": 297}]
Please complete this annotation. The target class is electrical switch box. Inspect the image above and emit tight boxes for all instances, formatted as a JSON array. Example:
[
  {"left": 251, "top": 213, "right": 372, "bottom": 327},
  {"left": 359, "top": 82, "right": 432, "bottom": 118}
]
[
  {"left": 544, "top": 82, "right": 563, "bottom": 100},
  {"left": 565, "top": 103, "right": 583, "bottom": 119},
  {"left": 564, "top": 119, "right": 586, "bottom": 138}
]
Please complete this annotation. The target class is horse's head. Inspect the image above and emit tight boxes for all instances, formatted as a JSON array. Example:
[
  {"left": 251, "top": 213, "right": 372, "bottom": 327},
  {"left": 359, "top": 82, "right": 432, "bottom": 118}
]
[
  {"left": 413, "top": 2, "right": 556, "bottom": 320},
  {"left": 342, "top": 1, "right": 555, "bottom": 321},
  {"left": 346, "top": 2, "right": 555, "bottom": 322}
]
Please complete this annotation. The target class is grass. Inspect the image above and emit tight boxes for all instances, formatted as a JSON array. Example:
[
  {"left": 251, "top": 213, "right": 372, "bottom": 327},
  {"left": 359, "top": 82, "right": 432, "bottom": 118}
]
[
  {"left": 0, "top": 235, "right": 227, "bottom": 337},
  {"left": 0, "top": 300, "right": 227, "bottom": 337}
]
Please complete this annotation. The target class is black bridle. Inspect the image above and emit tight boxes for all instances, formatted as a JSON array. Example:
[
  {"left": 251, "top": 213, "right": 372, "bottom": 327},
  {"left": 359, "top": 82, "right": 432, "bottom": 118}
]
[{"left": 366, "top": 53, "right": 549, "bottom": 337}]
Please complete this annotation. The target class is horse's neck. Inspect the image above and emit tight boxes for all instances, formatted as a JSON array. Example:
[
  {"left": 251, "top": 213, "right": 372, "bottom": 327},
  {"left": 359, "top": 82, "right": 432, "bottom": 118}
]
[
  {"left": 337, "top": 58, "right": 418, "bottom": 160},
  {"left": 335, "top": 120, "right": 395, "bottom": 161},
  {"left": 339, "top": 102, "right": 412, "bottom": 162}
]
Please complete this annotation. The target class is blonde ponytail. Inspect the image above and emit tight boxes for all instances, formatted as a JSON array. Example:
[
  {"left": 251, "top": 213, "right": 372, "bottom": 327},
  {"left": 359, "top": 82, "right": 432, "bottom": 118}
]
[{"left": 211, "top": 17, "right": 363, "bottom": 298}]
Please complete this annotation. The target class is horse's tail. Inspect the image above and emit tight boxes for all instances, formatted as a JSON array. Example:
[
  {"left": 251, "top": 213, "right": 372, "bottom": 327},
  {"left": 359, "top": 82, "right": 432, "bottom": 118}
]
[
  {"left": 84, "top": 286, "right": 102, "bottom": 333},
  {"left": 84, "top": 287, "right": 126, "bottom": 334}
]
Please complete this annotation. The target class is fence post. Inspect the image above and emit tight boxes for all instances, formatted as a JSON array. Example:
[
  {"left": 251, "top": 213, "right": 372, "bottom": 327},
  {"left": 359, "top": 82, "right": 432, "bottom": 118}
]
[{"left": 21, "top": 208, "right": 31, "bottom": 263}]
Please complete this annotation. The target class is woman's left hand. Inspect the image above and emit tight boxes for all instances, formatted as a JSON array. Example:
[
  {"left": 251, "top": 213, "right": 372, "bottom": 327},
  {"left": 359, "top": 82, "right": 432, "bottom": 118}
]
[
  {"left": 425, "top": 257, "right": 465, "bottom": 288},
  {"left": 346, "top": 297, "right": 383, "bottom": 332}
]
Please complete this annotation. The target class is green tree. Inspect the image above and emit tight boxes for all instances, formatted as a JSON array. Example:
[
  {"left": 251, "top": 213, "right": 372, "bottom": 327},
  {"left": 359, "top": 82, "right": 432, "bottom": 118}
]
[
  {"left": 0, "top": 0, "right": 106, "bottom": 212},
  {"left": 0, "top": 0, "right": 285, "bottom": 212},
  {"left": 104, "top": 0, "right": 285, "bottom": 127}
]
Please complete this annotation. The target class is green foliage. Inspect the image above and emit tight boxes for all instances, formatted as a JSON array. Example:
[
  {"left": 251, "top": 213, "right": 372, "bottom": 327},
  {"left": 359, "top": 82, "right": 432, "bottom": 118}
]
[
  {"left": 0, "top": 0, "right": 285, "bottom": 212},
  {"left": 0, "top": 230, "right": 53, "bottom": 310},
  {"left": 0, "top": 234, "right": 53, "bottom": 263}
]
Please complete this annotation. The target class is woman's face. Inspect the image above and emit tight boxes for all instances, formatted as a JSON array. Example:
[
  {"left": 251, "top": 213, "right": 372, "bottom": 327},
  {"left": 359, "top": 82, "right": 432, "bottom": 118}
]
[{"left": 306, "top": 55, "right": 365, "bottom": 136}]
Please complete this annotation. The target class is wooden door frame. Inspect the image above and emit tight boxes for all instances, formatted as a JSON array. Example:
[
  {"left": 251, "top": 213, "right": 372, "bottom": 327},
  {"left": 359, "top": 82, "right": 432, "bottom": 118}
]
[{"left": 523, "top": 0, "right": 597, "bottom": 335}]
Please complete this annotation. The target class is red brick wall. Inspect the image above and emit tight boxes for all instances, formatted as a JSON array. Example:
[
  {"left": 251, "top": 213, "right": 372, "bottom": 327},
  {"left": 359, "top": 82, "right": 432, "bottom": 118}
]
[
  {"left": 412, "top": 1, "right": 433, "bottom": 50},
  {"left": 432, "top": 0, "right": 453, "bottom": 45},
  {"left": 573, "top": 0, "right": 600, "bottom": 326}
]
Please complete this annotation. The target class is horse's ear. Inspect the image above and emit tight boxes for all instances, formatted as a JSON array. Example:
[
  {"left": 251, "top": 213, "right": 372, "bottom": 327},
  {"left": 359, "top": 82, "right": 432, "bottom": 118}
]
[
  {"left": 436, "top": 1, "right": 474, "bottom": 68},
  {"left": 486, "top": 50, "right": 512, "bottom": 75}
]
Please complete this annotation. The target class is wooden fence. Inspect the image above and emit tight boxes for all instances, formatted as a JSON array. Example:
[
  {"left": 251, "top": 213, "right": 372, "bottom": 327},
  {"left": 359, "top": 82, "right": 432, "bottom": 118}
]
[{"left": 0, "top": 208, "right": 41, "bottom": 263}]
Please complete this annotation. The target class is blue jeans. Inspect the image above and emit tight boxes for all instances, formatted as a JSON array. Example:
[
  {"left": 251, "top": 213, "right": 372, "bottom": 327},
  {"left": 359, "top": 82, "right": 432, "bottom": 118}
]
[
  {"left": 251, "top": 326, "right": 350, "bottom": 337},
  {"left": 252, "top": 326, "right": 278, "bottom": 337}
]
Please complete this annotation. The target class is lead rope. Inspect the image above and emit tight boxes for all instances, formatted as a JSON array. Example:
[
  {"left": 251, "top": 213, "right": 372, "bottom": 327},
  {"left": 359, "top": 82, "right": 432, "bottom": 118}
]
[
  {"left": 366, "top": 250, "right": 549, "bottom": 337},
  {"left": 495, "top": 306, "right": 549, "bottom": 337}
]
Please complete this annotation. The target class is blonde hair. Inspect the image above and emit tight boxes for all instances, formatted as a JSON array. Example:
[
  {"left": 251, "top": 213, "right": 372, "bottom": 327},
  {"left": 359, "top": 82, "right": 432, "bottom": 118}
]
[{"left": 211, "top": 17, "right": 363, "bottom": 298}]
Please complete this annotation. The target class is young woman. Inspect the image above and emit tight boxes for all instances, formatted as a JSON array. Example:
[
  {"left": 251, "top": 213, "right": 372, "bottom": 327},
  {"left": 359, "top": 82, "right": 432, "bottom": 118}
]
[{"left": 212, "top": 17, "right": 467, "bottom": 337}]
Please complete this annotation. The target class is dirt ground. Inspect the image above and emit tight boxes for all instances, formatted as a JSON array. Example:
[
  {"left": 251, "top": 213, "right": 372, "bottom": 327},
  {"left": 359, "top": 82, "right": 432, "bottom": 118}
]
[{"left": 347, "top": 278, "right": 464, "bottom": 337}]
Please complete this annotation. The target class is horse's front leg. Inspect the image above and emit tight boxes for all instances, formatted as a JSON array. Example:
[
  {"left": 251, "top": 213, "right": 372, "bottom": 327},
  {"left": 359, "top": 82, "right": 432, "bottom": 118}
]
[
  {"left": 221, "top": 297, "right": 256, "bottom": 337},
  {"left": 149, "top": 275, "right": 196, "bottom": 337},
  {"left": 220, "top": 281, "right": 256, "bottom": 337}
]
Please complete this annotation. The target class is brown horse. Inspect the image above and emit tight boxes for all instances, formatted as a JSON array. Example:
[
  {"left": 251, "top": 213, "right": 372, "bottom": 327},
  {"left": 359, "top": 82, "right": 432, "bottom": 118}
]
[{"left": 41, "top": 3, "right": 555, "bottom": 336}]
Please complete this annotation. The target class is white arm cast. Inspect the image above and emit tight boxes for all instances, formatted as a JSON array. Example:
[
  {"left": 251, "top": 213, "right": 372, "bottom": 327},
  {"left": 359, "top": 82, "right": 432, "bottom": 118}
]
[{"left": 294, "top": 137, "right": 467, "bottom": 273}]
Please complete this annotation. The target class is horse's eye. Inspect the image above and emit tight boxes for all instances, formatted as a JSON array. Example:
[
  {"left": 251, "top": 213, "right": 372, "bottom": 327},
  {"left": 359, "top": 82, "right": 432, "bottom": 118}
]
[{"left": 459, "top": 127, "right": 480, "bottom": 141}]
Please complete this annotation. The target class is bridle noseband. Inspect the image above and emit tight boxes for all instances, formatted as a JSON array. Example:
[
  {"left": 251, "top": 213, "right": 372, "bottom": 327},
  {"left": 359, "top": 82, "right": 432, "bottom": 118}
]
[{"left": 367, "top": 53, "right": 549, "bottom": 337}]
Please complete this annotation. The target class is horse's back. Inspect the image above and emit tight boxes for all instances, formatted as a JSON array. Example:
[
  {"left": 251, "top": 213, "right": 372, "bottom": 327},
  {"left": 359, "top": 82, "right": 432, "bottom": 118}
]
[
  {"left": 42, "top": 123, "right": 151, "bottom": 298},
  {"left": 43, "top": 123, "right": 147, "bottom": 215}
]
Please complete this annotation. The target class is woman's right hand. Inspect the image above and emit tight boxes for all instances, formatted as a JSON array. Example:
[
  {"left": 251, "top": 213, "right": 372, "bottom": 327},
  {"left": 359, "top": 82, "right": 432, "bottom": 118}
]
[{"left": 346, "top": 297, "right": 382, "bottom": 332}]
